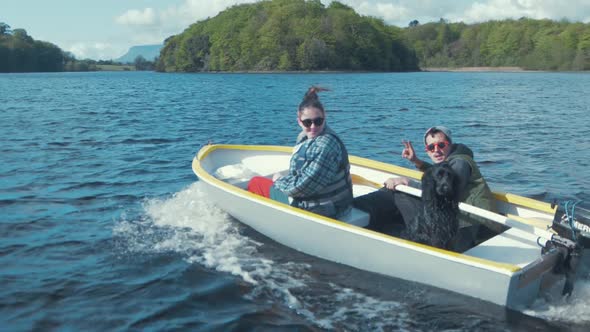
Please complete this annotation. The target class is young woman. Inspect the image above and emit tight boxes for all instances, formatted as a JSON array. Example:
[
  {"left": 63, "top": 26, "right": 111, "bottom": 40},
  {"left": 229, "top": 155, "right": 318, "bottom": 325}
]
[{"left": 247, "top": 86, "right": 353, "bottom": 218}]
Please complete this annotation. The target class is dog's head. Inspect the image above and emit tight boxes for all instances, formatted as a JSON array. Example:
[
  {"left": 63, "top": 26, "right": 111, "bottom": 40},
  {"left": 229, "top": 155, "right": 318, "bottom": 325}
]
[{"left": 421, "top": 162, "right": 459, "bottom": 202}]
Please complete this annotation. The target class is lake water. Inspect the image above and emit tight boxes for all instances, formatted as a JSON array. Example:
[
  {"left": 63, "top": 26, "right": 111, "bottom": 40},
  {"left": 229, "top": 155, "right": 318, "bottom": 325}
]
[{"left": 1, "top": 71, "right": 589, "bottom": 331}]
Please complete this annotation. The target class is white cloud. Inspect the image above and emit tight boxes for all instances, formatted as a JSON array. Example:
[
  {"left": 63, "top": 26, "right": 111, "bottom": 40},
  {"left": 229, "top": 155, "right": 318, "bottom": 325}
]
[
  {"left": 67, "top": 42, "right": 125, "bottom": 60},
  {"left": 160, "top": 0, "right": 258, "bottom": 30},
  {"left": 375, "top": 3, "right": 409, "bottom": 22},
  {"left": 111, "top": 1, "right": 259, "bottom": 49},
  {"left": 453, "top": 0, "right": 590, "bottom": 23},
  {"left": 457, "top": 0, "right": 547, "bottom": 23},
  {"left": 332, "top": 0, "right": 466, "bottom": 26},
  {"left": 116, "top": 7, "right": 157, "bottom": 26},
  {"left": 351, "top": 1, "right": 409, "bottom": 22},
  {"left": 332, "top": 0, "right": 590, "bottom": 26}
]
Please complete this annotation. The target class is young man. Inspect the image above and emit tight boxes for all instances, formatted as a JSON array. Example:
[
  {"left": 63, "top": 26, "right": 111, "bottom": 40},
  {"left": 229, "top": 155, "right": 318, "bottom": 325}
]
[{"left": 354, "top": 126, "right": 498, "bottom": 251}]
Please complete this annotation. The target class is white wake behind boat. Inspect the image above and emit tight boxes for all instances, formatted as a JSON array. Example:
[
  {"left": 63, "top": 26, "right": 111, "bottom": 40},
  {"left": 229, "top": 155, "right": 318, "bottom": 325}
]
[{"left": 192, "top": 144, "right": 587, "bottom": 309}]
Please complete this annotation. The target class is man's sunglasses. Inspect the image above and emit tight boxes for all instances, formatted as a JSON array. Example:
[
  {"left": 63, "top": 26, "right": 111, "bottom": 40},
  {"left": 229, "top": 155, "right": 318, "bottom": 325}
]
[
  {"left": 301, "top": 117, "right": 324, "bottom": 128},
  {"left": 425, "top": 141, "right": 450, "bottom": 152}
]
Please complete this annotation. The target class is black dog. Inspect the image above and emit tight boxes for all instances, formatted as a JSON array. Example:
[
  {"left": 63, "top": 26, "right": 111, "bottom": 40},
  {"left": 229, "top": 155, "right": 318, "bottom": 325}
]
[{"left": 403, "top": 162, "right": 460, "bottom": 250}]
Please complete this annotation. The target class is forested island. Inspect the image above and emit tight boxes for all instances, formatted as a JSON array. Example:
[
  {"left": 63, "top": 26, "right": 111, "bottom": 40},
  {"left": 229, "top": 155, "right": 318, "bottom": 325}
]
[
  {"left": 157, "top": 0, "right": 418, "bottom": 72},
  {"left": 2, "top": 0, "right": 590, "bottom": 73}
]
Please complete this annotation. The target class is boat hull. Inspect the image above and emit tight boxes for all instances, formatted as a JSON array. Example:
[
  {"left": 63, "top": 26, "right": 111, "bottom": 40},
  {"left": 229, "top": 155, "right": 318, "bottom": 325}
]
[{"left": 193, "top": 144, "right": 568, "bottom": 309}]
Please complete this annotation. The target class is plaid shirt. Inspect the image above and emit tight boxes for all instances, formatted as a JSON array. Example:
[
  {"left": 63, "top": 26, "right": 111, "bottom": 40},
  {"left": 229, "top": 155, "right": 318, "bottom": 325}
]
[{"left": 274, "top": 126, "right": 345, "bottom": 198}]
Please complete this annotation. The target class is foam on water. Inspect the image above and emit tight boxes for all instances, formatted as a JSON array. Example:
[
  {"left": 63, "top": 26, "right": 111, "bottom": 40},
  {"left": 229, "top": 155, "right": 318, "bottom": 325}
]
[
  {"left": 114, "top": 182, "right": 267, "bottom": 284},
  {"left": 114, "top": 182, "right": 419, "bottom": 331},
  {"left": 526, "top": 265, "right": 590, "bottom": 324}
]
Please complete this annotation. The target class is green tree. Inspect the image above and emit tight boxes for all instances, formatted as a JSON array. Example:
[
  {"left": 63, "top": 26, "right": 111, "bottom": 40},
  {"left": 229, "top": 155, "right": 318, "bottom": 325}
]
[
  {"left": 297, "top": 37, "right": 329, "bottom": 70},
  {"left": 35, "top": 41, "right": 63, "bottom": 71},
  {"left": 0, "top": 22, "right": 11, "bottom": 35},
  {"left": 573, "top": 28, "right": 590, "bottom": 70},
  {"left": 134, "top": 55, "right": 148, "bottom": 70}
]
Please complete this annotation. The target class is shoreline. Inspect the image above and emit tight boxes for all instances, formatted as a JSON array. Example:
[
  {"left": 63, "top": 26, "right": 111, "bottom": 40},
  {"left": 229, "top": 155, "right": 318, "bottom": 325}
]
[
  {"left": 421, "top": 66, "right": 531, "bottom": 72},
  {"left": 159, "top": 67, "right": 538, "bottom": 74}
]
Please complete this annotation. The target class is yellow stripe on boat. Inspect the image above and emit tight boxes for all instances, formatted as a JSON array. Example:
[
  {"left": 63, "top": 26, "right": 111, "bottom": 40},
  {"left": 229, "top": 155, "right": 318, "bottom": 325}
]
[
  {"left": 494, "top": 192, "right": 557, "bottom": 214},
  {"left": 193, "top": 145, "right": 521, "bottom": 273}
]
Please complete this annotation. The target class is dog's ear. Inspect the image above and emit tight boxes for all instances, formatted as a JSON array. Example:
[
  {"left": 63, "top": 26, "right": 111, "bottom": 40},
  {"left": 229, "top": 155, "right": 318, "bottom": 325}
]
[
  {"left": 450, "top": 166, "right": 461, "bottom": 201},
  {"left": 421, "top": 166, "right": 436, "bottom": 201},
  {"left": 439, "top": 161, "right": 461, "bottom": 201},
  {"left": 439, "top": 162, "right": 460, "bottom": 201}
]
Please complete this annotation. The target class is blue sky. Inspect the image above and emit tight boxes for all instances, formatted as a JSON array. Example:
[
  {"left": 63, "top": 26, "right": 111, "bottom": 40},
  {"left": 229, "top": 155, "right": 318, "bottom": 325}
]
[{"left": 2, "top": 0, "right": 590, "bottom": 60}]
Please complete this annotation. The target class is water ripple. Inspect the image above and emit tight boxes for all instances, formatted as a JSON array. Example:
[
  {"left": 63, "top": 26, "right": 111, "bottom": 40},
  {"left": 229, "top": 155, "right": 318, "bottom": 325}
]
[{"left": 1, "top": 71, "right": 589, "bottom": 331}]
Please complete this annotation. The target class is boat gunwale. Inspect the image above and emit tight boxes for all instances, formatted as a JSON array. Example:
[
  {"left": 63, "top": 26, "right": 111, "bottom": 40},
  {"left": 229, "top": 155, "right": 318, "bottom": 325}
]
[
  {"left": 198, "top": 144, "right": 554, "bottom": 214},
  {"left": 346, "top": 149, "right": 556, "bottom": 214},
  {"left": 193, "top": 144, "right": 528, "bottom": 274}
]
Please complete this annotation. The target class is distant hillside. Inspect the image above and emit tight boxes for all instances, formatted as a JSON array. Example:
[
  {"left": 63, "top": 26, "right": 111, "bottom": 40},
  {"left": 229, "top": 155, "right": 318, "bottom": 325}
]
[
  {"left": 115, "top": 44, "right": 163, "bottom": 63},
  {"left": 403, "top": 18, "right": 590, "bottom": 70},
  {"left": 157, "top": 0, "right": 418, "bottom": 72}
]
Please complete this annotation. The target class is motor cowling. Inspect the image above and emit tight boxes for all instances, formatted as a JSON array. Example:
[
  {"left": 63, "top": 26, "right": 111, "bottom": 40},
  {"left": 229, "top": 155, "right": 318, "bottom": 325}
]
[{"left": 552, "top": 200, "right": 590, "bottom": 247}]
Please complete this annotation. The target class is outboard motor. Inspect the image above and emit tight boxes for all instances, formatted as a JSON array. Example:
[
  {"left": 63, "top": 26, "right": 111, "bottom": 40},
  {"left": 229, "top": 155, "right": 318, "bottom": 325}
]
[
  {"left": 552, "top": 200, "right": 590, "bottom": 247},
  {"left": 548, "top": 200, "right": 588, "bottom": 297}
]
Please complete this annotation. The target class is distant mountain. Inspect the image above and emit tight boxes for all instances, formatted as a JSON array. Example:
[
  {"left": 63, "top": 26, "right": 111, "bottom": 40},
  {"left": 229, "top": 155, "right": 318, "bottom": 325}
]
[{"left": 115, "top": 44, "right": 163, "bottom": 63}]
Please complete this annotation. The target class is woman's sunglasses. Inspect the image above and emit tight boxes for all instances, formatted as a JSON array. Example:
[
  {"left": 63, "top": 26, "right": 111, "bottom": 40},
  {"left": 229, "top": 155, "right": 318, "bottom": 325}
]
[
  {"left": 425, "top": 141, "right": 450, "bottom": 152},
  {"left": 301, "top": 117, "right": 324, "bottom": 128}
]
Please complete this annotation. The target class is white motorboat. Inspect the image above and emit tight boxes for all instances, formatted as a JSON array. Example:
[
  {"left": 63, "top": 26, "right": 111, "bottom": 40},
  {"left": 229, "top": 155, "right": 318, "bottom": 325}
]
[{"left": 192, "top": 144, "right": 587, "bottom": 309}]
